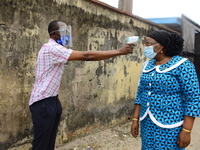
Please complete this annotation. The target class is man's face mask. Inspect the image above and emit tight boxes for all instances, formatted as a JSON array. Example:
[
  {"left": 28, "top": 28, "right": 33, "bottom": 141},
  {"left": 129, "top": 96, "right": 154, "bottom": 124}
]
[{"left": 56, "top": 29, "right": 70, "bottom": 46}]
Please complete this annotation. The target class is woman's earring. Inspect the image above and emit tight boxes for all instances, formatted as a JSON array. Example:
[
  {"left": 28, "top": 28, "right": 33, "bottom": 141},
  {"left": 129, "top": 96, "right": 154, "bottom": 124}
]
[{"left": 160, "top": 51, "right": 163, "bottom": 53}]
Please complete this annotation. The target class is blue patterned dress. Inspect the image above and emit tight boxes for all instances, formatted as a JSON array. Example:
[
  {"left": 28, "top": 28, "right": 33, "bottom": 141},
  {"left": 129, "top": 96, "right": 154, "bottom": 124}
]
[{"left": 135, "top": 56, "right": 200, "bottom": 150}]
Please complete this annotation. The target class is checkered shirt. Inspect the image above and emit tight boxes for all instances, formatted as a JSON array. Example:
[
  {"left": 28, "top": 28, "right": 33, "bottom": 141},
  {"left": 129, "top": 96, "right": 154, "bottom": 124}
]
[{"left": 29, "top": 38, "right": 73, "bottom": 105}]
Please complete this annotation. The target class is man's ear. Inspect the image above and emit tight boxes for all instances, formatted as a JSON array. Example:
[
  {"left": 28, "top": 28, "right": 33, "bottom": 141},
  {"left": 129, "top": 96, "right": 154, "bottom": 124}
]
[{"left": 50, "top": 32, "right": 58, "bottom": 41}]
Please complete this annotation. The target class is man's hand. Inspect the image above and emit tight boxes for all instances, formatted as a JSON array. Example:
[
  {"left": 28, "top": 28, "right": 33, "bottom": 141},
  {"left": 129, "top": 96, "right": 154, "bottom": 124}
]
[
  {"left": 131, "top": 121, "right": 139, "bottom": 138},
  {"left": 177, "top": 130, "right": 191, "bottom": 148},
  {"left": 119, "top": 44, "right": 135, "bottom": 55}
]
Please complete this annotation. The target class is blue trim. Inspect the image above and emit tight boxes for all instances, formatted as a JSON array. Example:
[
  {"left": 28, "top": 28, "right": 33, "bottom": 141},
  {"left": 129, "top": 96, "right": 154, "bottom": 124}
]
[{"left": 146, "top": 17, "right": 181, "bottom": 25}]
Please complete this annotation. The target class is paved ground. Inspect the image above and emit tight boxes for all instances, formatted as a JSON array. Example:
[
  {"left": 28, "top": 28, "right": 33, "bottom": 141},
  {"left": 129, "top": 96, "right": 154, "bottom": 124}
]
[{"left": 55, "top": 117, "right": 200, "bottom": 150}]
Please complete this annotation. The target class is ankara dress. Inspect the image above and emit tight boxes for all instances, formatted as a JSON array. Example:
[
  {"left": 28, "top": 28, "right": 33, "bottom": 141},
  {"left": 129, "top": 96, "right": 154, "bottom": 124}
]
[{"left": 135, "top": 55, "right": 200, "bottom": 150}]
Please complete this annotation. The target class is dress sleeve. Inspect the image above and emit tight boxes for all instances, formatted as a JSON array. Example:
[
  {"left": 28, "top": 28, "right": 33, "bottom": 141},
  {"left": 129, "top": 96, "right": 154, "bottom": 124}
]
[
  {"left": 134, "top": 83, "right": 142, "bottom": 105},
  {"left": 137, "top": 60, "right": 149, "bottom": 86},
  {"left": 134, "top": 61, "right": 148, "bottom": 105},
  {"left": 178, "top": 60, "right": 200, "bottom": 117}
]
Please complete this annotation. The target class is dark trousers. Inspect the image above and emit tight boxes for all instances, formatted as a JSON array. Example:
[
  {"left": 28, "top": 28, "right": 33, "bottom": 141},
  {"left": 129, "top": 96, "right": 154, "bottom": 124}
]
[{"left": 29, "top": 96, "right": 62, "bottom": 150}]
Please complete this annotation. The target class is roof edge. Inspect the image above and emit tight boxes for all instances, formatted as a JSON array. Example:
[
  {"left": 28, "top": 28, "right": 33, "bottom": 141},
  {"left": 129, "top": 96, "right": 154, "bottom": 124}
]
[
  {"left": 182, "top": 14, "right": 200, "bottom": 28},
  {"left": 86, "top": 0, "right": 179, "bottom": 34}
]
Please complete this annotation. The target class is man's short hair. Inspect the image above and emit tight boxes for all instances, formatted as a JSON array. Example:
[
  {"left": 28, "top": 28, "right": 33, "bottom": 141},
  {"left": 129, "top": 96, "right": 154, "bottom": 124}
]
[{"left": 48, "top": 20, "right": 65, "bottom": 35}]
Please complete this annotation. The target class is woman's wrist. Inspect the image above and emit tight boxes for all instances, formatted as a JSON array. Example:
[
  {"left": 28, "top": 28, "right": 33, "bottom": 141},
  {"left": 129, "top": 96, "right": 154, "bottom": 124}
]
[
  {"left": 132, "top": 118, "right": 139, "bottom": 121},
  {"left": 182, "top": 128, "right": 191, "bottom": 133}
]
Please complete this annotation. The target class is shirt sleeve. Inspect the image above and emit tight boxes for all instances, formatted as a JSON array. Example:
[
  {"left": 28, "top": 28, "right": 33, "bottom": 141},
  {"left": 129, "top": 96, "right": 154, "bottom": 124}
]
[
  {"left": 177, "top": 60, "right": 200, "bottom": 117},
  {"left": 50, "top": 44, "right": 73, "bottom": 64}
]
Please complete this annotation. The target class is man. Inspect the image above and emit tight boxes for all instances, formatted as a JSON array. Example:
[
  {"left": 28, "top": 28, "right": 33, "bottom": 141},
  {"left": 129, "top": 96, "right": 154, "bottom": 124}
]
[{"left": 29, "top": 20, "right": 134, "bottom": 150}]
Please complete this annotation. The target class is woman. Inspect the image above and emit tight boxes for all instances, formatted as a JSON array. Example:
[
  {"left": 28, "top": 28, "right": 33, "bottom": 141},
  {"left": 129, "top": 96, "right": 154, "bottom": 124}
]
[{"left": 131, "top": 30, "right": 200, "bottom": 149}]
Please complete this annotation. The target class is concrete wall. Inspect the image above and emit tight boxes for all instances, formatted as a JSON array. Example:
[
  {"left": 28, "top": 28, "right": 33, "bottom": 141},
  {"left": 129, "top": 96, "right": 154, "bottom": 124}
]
[
  {"left": 181, "top": 15, "right": 200, "bottom": 62},
  {"left": 0, "top": 0, "right": 166, "bottom": 149}
]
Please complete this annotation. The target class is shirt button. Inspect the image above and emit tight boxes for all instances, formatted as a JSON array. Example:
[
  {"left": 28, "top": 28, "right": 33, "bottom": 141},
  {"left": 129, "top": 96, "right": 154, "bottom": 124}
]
[
  {"left": 151, "top": 73, "right": 154, "bottom": 76},
  {"left": 147, "top": 103, "right": 150, "bottom": 106},
  {"left": 149, "top": 83, "right": 151, "bottom": 86},
  {"left": 148, "top": 92, "right": 151, "bottom": 95}
]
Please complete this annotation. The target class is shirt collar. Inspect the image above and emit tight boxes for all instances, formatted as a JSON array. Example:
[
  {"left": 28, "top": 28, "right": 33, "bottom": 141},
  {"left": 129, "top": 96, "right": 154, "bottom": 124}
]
[{"left": 49, "top": 38, "right": 57, "bottom": 43}]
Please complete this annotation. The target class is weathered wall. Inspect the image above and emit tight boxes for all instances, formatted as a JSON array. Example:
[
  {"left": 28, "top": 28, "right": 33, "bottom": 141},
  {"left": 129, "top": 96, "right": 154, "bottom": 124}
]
[
  {"left": 182, "top": 16, "right": 200, "bottom": 52},
  {"left": 0, "top": 0, "right": 164, "bottom": 149},
  {"left": 181, "top": 15, "right": 200, "bottom": 62}
]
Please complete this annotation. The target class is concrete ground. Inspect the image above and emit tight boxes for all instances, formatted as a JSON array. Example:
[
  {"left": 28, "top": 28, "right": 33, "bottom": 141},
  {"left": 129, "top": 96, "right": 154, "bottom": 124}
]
[{"left": 55, "top": 117, "right": 200, "bottom": 150}]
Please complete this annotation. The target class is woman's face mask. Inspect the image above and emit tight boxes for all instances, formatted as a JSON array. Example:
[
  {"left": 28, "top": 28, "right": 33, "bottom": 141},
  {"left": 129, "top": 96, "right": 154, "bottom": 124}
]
[{"left": 144, "top": 46, "right": 160, "bottom": 59}]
